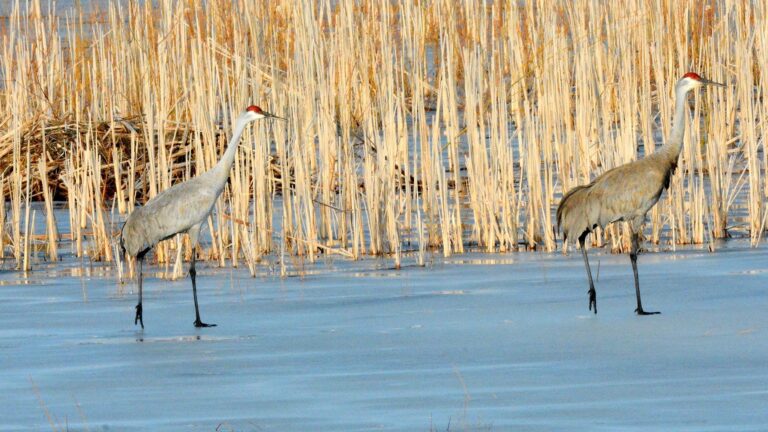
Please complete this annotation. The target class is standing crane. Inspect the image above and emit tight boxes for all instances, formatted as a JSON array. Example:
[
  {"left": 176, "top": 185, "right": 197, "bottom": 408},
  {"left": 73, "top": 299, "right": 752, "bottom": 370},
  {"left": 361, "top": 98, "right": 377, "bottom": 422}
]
[
  {"left": 557, "top": 72, "right": 724, "bottom": 315},
  {"left": 120, "top": 105, "right": 282, "bottom": 328}
]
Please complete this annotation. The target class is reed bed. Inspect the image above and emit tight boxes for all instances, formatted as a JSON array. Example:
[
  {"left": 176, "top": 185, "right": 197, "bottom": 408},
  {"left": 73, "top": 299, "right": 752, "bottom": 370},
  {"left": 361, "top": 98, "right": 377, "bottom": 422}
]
[{"left": 0, "top": 0, "right": 765, "bottom": 275}]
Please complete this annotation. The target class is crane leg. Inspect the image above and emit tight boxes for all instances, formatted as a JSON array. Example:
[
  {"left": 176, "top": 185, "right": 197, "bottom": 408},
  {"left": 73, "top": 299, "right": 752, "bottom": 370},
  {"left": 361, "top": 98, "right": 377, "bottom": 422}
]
[
  {"left": 190, "top": 246, "right": 216, "bottom": 328},
  {"left": 630, "top": 232, "right": 660, "bottom": 315},
  {"left": 578, "top": 233, "right": 597, "bottom": 314},
  {"left": 134, "top": 257, "right": 144, "bottom": 329}
]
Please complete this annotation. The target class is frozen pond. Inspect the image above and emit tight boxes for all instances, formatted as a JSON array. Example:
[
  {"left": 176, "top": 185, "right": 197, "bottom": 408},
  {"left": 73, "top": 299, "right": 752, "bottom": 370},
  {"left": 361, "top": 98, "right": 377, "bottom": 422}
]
[{"left": 2, "top": 241, "right": 768, "bottom": 431}]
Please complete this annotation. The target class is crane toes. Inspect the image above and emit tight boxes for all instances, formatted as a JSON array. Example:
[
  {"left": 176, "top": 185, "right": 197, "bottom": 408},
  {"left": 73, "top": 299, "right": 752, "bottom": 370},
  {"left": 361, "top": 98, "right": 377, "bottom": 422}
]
[
  {"left": 194, "top": 320, "right": 217, "bottom": 328},
  {"left": 588, "top": 287, "right": 597, "bottom": 314},
  {"left": 134, "top": 303, "right": 144, "bottom": 329},
  {"left": 635, "top": 308, "right": 661, "bottom": 316}
]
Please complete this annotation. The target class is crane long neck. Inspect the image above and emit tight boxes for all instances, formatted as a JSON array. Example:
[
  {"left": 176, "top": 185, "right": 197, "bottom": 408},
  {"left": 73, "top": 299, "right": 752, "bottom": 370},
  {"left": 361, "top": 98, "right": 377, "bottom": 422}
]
[
  {"left": 211, "top": 117, "right": 249, "bottom": 189},
  {"left": 661, "top": 85, "right": 690, "bottom": 163}
]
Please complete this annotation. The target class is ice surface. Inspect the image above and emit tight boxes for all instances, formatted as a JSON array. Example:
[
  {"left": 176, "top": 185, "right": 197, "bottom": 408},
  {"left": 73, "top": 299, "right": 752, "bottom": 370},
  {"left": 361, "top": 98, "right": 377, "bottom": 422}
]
[{"left": 1, "top": 241, "right": 768, "bottom": 431}]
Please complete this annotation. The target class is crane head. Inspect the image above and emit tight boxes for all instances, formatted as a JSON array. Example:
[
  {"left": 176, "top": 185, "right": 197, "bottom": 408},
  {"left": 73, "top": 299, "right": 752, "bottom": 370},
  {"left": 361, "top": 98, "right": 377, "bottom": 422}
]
[
  {"left": 679, "top": 72, "right": 725, "bottom": 91},
  {"left": 244, "top": 105, "right": 284, "bottom": 121}
]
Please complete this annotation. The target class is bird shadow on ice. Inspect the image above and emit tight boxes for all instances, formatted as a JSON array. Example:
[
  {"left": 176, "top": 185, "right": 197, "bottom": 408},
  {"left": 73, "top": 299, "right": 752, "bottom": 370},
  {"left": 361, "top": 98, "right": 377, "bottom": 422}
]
[{"left": 75, "top": 333, "right": 259, "bottom": 345}]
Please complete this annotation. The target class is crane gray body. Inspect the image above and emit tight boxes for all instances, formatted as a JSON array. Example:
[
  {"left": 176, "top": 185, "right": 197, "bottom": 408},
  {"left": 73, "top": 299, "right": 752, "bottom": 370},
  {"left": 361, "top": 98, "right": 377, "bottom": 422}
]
[
  {"left": 557, "top": 73, "right": 724, "bottom": 315},
  {"left": 120, "top": 106, "right": 278, "bottom": 328},
  {"left": 558, "top": 148, "right": 676, "bottom": 239},
  {"left": 121, "top": 169, "right": 225, "bottom": 259}
]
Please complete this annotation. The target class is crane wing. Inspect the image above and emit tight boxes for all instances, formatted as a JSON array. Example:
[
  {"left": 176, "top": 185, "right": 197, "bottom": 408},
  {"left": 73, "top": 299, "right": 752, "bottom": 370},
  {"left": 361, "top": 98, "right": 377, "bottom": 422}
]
[{"left": 558, "top": 157, "right": 671, "bottom": 242}]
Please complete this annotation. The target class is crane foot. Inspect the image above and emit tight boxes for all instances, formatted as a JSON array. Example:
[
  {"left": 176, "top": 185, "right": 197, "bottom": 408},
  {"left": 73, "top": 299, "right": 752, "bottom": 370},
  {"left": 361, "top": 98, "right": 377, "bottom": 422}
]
[
  {"left": 134, "top": 303, "right": 144, "bottom": 329},
  {"left": 635, "top": 308, "right": 660, "bottom": 316},
  {"left": 588, "top": 287, "right": 597, "bottom": 314},
  {"left": 194, "top": 319, "right": 217, "bottom": 328}
]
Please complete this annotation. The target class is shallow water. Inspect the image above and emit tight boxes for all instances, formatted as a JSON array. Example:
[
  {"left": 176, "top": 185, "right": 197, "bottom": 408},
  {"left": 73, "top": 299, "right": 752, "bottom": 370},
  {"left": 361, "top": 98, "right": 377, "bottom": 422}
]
[
  {"left": 2, "top": 241, "right": 767, "bottom": 431},
  {"left": 0, "top": 1, "right": 116, "bottom": 15}
]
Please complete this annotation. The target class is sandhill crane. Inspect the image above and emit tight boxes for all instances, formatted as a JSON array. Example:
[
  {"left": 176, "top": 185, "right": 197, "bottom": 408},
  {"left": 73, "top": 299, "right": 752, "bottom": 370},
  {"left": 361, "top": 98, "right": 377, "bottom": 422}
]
[
  {"left": 557, "top": 72, "right": 724, "bottom": 315},
  {"left": 120, "top": 105, "right": 282, "bottom": 328}
]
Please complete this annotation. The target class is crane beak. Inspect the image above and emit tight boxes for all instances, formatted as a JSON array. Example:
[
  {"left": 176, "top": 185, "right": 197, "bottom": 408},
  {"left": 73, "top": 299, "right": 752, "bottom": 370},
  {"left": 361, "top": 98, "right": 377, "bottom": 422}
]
[
  {"left": 263, "top": 111, "right": 286, "bottom": 121},
  {"left": 701, "top": 78, "right": 726, "bottom": 88}
]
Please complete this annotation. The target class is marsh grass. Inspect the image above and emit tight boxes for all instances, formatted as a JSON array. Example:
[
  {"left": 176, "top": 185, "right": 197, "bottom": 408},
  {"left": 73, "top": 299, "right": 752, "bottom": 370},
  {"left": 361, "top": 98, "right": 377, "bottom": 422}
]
[{"left": 0, "top": 0, "right": 763, "bottom": 275}]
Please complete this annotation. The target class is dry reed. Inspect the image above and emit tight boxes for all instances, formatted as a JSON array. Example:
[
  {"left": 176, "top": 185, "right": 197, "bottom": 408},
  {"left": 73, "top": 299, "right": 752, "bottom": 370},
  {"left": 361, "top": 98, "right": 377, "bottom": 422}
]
[{"left": 0, "top": 0, "right": 764, "bottom": 275}]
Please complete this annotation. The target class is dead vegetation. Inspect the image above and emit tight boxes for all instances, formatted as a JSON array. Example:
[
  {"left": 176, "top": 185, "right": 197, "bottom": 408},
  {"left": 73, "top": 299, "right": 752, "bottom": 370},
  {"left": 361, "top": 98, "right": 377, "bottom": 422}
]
[{"left": 0, "top": 0, "right": 765, "bottom": 275}]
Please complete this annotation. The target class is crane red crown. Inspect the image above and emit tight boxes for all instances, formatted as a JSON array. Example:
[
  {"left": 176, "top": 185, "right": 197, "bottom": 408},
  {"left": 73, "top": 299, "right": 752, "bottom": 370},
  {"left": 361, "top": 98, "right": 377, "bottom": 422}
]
[
  {"left": 682, "top": 72, "right": 702, "bottom": 81},
  {"left": 246, "top": 105, "right": 263, "bottom": 113}
]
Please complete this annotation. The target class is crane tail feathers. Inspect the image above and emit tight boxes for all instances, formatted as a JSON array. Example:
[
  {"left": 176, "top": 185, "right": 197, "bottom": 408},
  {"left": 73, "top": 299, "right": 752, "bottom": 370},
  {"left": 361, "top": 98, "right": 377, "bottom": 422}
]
[
  {"left": 119, "top": 222, "right": 127, "bottom": 259},
  {"left": 557, "top": 182, "right": 597, "bottom": 242},
  {"left": 557, "top": 184, "right": 587, "bottom": 238}
]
